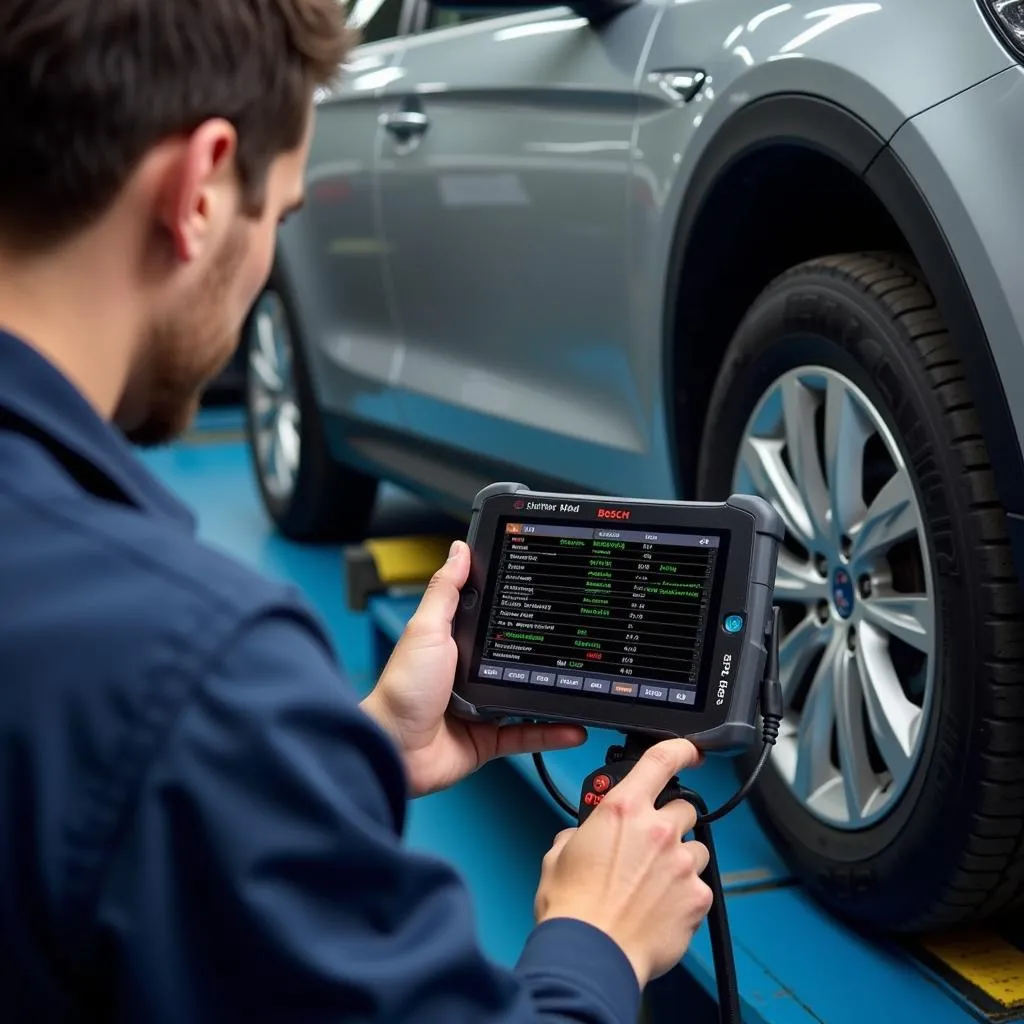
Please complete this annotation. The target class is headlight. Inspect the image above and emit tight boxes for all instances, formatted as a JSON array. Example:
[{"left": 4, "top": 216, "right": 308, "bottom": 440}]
[{"left": 983, "top": 0, "right": 1024, "bottom": 55}]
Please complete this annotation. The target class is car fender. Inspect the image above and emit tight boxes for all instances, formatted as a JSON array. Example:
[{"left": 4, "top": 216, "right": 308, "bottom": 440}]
[
  {"left": 645, "top": 0, "right": 1012, "bottom": 143},
  {"left": 646, "top": 86, "right": 1024, "bottom": 548}
]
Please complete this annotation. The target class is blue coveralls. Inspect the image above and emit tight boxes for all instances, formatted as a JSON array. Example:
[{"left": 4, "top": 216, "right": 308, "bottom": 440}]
[{"left": 0, "top": 331, "right": 641, "bottom": 1023}]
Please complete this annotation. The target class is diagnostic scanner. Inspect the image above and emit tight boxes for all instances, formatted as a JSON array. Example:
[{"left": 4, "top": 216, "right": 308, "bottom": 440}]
[{"left": 450, "top": 483, "right": 784, "bottom": 752}]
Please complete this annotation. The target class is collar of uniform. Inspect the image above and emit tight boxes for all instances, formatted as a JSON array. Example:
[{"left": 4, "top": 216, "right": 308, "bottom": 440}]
[{"left": 0, "top": 329, "right": 197, "bottom": 531}]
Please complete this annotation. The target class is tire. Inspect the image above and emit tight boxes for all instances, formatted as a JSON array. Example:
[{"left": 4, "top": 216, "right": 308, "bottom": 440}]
[
  {"left": 243, "top": 277, "right": 378, "bottom": 543},
  {"left": 696, "top": 252, "right": 1024, "bottom": 932}
]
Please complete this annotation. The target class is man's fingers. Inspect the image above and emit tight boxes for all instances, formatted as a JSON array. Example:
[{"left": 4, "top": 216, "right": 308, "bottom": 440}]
[
  {"left": 550, "top": 828, "right": 576, "bottom": 857},
  {"left": 494, "top": 722, "right": 588, "bottom": 759},
  {"left": 405, "top": 541, "right": 471, "bottom": 637},
  {"left": 657, "top": 795, "right": 699, "bottom": 838},
  {"left": 684, "top": 840, "right": 711, "bottom": 876},
  {"left": 541, "top": 828, "right": 576, "bottom": 872},
  {"left": 616, "top": 739, "right": 702, "bottom": 802}
]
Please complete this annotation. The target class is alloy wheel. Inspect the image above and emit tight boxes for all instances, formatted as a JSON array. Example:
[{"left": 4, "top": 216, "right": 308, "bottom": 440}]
[
  {"left": 248, "top": 290, "right": 302, "bottom": 502},
  {"left": 731, "top": 366, "right": 935, "bottom": 829}
]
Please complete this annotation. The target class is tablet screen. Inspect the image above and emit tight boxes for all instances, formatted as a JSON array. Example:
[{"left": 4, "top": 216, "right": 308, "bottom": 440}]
[{"left": 472, "top": 518, "right": 729, "bottom": 710}]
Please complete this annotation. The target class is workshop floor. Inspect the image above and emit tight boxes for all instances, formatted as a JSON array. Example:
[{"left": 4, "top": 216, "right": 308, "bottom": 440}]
[{"left": 137, "top": 408, "right": 565, "bottom": 971}]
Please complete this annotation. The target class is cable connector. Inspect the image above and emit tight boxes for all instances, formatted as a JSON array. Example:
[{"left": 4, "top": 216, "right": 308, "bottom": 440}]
[{"left": 760, "top": 606, "right": 783, "bottom": 746}]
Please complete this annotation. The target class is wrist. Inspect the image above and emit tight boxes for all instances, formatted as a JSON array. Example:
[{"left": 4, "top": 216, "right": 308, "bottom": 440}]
[
  {"left": 359, "top": 690, "right": 431, "bottom": 798},
  {"left": 536, "top": 908, "right": 649, "bottom": 987},
  {"left": 361, "top": 689, "right": 401, "bottom": 749}
]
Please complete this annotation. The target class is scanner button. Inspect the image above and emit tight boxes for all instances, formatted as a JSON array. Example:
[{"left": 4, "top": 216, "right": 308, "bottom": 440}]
[
  {"left": 584, "top": 677, "right": 611, "bottom": 693},
  {"left": 478, "top": 664, "right": 503, "bottom": 680},
  {"left": 610, "top": 681, "right": 638, "bottom": 697},
  {"left": 639, "top": 684, "right": 668, "bottom": 702},
  {"left": 503, "top": 667, "right": 530, "bottom": 683},
  {"left": 723, "top": 614, "right": 745, "bottom": 634},
  {"left": 460, "top": 588, "right": 479, "bottom": 610},
  {"left": 556, "top": 674, "right": 584, "bottom": 690},
  {"left": 530, "top": 671, "right": 555, "bottom": 686},
  {"left": 669, "top": 688, "right": 696, "bottom": 706}
]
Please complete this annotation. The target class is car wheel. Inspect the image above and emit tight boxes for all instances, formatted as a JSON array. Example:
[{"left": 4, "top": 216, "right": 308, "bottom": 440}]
[
  {"left": 697, "top": 252, "right": 1024, "bottom": 931},
  {"left": 243, "top": 278, "right": 378, "bottom": 543}
]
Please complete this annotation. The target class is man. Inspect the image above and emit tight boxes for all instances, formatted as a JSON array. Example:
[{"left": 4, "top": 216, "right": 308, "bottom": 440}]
[{"left": 0, "top": 2, "right": 714, "bottom": 1021}]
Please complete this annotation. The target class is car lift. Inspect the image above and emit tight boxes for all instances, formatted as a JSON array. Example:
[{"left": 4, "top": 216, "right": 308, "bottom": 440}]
[{"left": 344, "top": 536, "right": 1024, "bottom": 1024}]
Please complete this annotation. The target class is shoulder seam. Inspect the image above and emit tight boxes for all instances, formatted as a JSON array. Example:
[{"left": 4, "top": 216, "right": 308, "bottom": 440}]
[{"left": 0, "top": 466, "right": 296, "bottom": 615}]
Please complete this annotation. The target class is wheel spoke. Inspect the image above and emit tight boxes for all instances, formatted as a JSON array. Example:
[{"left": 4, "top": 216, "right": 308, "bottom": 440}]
[
  {"left": 265, "top": 420, "right": 281, "bottom": 486},
  {"left": 276, "top": 401, "right": 301, "bottom": 476},
  {"left": 779, "top": 615, "right": 831, "bottom": 705},
  {"left": 851, "top": 471, "right": 917, "bottom": 564},
  {"left": 774, "top": 549, "right": 827, "bottom": 601},
  {"left": 252, "top": 310, "right": 283, "bottom": 390},
  {"left": 823, "top": 377, "right": 871, "bottom": 538},
  {"left": 792, "top": 632, "right": 842, "bottom": 802},
  {"left": 250, "top": 391, "right": 278, "bottom": 432},
  {"left": 741, "top": 436, "right": 817, "bottom": 549},
  {"left": 834, "top": 648, "right": 878, "bottom": 825},
  {"left": 782, "top": 376, "right": 830, "bottom": 542},
  {"left": 855, "top": 622, "right": 920, "bottom": 788},
  {"left": 859, "top": 592, "right": 932, "bottom": 655}
]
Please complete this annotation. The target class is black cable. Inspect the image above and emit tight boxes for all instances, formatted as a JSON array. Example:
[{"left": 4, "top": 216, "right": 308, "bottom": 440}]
[
  {"left": 531, "top": 608, "right": 785, "bottom": 1024},
  {"left": 532, "top": 751, "right": 578, "bottom": 818},
  {"left": 679, "top": 788, "right": 741, "bottom": 1024}
]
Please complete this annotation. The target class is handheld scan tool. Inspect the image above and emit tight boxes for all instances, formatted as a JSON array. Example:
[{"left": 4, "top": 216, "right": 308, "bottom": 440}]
[{"left": 450, "top": 483, "right": 783, "bottom": 751}]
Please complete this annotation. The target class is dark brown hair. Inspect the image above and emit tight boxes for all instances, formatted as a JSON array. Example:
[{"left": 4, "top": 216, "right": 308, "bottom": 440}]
[{"left": 0, "top": 0, "right": 353, "bottom": 249}]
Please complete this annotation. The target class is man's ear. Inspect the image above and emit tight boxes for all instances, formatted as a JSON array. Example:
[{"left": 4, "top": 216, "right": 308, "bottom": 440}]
[{"left": 157, "top": 118, "right": 239, "bottom": 263}]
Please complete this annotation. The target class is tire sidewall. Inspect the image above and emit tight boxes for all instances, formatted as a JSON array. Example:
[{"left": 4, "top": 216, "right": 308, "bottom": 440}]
[{"left": 697, "top": 268, "right": 980, "bottom": 923}]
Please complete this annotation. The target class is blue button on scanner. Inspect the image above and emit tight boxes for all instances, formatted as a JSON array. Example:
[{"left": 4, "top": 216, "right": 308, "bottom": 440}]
[{"left": 723, "top": 614, "right": 744, "bottom": 634}]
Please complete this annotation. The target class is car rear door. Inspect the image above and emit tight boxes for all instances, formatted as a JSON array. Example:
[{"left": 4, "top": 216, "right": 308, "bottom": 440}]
[{"left": 376, "top": 1, "right": 664, "bottom": 493}]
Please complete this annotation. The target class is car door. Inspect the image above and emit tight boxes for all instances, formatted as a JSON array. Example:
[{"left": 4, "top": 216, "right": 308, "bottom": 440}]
[
  {"left": 290, "top": 0, "right": 414, "bottom": 430},
  {"left": 376, "top": 0, "right": 665, "bottom": 494}
]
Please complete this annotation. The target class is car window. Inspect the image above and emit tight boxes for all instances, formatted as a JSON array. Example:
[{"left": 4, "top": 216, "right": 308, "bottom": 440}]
[
  {"left": 424, "top": 3, "right": 531, "bottom": 31},
  {"left": 348, "top": 0, "right": 405, "bottom": 43}
]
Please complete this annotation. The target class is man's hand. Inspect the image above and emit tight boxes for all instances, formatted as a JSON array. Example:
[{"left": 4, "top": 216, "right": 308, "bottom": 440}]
[
  {"left": 361, "top": 541, "right": 587, "bottom": 797},
  {"left": 533, "top": 739, "right": 713, "bottom": 987}
]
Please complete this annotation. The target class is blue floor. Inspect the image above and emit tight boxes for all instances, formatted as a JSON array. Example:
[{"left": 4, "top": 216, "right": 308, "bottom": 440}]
[{"left": 139, "top": 411, "right": 564, "bottom": 971}]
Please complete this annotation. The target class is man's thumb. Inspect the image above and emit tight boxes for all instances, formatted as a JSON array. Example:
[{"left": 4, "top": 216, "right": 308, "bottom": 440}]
[{"left": 406, "top": 541, "right": 471, "bottom": 636}]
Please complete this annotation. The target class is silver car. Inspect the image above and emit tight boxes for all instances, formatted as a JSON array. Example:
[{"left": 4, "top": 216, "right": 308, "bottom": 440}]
[{"left": 242, "top": 0, "right": 1024, "bottom": 933}]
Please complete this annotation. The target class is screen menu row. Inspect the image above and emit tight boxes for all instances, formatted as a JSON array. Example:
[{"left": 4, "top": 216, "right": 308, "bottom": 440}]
[
  {"left": 476, "top": 660, "right": 698, "bottom": 705},
  {"left": 478, "top": 521, "right": 719, "bottom": 701}
]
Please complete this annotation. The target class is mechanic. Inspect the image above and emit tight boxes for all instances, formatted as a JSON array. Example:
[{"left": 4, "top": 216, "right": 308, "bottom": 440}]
[{"left": 0, "top": 1, "right": 713, "bottom": 1021}]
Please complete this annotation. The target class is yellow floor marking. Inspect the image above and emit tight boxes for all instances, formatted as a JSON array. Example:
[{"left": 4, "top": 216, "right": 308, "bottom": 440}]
[{"left": 920, "top": 930, "right": 1024, "bottom": 1008}]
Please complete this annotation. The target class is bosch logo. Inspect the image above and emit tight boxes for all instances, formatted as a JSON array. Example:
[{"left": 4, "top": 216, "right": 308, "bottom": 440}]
[
  {"left": 513, "top": 499, "right": 525, "bottom": 510},
  {"left": 597, "top": 508, "right": 631, "bottom": 520}
]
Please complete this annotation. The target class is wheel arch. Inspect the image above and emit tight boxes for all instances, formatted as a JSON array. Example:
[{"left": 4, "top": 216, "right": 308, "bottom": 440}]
[{"left": 663, "top": 93, "right": 1024, "bottom": 519}]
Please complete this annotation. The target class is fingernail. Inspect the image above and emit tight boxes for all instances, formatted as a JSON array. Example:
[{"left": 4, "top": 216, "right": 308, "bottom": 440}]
[{"left": 449, "top": 541, "right": 459, "bottom": 559}]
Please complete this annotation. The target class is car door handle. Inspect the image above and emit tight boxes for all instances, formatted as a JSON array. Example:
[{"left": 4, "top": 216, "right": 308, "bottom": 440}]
[{"left": 380, "top": 110, "right": 429, "bottom": 137}]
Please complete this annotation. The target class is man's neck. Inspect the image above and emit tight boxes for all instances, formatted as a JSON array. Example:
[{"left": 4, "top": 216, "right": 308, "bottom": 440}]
[{"left": 0, "top": 234, "right": 139, "bottom": 421}]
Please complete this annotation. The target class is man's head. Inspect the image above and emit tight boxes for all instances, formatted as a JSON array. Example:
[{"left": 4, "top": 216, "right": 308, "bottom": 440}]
[{"left": 0, "top": 0, "right": 352, "bottom": 443}]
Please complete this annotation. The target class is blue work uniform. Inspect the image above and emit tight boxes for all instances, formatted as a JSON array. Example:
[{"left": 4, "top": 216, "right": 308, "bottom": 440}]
[{"left": 0, "top": 330, "right": 641, "bottom": 1023}]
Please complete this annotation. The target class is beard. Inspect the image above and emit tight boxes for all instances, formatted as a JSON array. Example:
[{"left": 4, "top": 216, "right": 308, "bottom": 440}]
[{"left": 122, "top": 225, "right": 248, "bottom": 448}]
